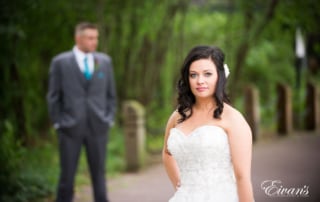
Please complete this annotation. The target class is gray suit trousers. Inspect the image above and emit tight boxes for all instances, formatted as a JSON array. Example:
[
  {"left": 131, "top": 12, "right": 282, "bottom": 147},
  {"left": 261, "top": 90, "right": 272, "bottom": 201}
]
[{"left": 56, "top": 127, "right": 109, "bottom": 202}]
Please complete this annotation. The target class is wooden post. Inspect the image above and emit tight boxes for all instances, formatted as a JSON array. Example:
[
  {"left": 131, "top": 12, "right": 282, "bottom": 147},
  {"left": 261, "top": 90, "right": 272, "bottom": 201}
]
[
  {"left": 244, "top": 85, "right": 260, "bottom": 142},
  {"left": 122, "top": 100, "right": 146, "bottom": 172},
  {"left": 305, "top": 82, "right": 320, "bottom": 131},
  {"left": 276, "top": 83, "right": 293, "bottom": 135}
]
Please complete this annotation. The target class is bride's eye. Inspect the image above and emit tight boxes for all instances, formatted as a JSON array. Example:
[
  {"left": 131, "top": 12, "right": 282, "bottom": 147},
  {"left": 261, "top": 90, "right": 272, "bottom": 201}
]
[
  {"left": 204, "top": 72, "right": 212, "bottom": 77},
  {"left": 189, "top": 73, "right": 197, "bottom": 78}
]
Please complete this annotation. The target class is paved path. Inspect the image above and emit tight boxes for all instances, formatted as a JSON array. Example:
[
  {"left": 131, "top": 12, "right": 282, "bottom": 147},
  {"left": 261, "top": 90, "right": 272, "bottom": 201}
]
[
  {"left": 74, "top": 132, "right": 320, "bottom": 202},
  {"left": 251, "top": 132, "right": 320, "bottom": 202}
]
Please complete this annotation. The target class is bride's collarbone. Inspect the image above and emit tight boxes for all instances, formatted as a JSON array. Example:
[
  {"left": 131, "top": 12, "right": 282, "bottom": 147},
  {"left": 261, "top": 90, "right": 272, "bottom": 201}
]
[{"left": 177, "top": 121, "right": 223, "bottom": 133}]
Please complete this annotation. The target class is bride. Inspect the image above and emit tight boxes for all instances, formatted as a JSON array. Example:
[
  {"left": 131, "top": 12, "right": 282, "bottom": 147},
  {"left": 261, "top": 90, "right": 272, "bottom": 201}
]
[{"left": 162, "top": 46, "right": 254, "bottom": 202}]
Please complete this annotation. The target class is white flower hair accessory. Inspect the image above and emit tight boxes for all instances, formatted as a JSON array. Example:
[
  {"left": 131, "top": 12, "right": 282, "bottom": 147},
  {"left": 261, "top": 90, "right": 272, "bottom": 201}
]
[{"left": 224, "top": 64, "right": 230, "bottom": 78}]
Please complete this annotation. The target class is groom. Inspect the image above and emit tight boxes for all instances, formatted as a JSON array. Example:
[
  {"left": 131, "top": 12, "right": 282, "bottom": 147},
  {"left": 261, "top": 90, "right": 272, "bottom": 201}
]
[{"left": 47, "top": 22, "right": 117, "bottom": 202}]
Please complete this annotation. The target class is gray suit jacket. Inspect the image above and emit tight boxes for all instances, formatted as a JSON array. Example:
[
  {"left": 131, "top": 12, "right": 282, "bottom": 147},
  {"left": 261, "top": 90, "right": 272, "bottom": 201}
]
[{"left": 47, "top": 50, "right": 117, "bottom": 135}]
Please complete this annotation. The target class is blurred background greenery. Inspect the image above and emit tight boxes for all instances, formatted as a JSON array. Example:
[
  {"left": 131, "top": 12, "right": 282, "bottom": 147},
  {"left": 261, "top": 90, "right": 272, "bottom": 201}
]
[{"left": 1, "top": 0, "right": 319, "bottom": 201}]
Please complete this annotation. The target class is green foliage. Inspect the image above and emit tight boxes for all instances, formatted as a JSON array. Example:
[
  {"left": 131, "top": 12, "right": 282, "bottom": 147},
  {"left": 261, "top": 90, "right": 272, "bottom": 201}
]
[
  {"left": 105, "top": 0, "right": 188, "bottom": 105},
  {"left": 107, "top": 126, "right": 126, "bottom": 175},
  {"left": 0, "top": 127, "right": 55, "bottom": 202},
  {"left": 0, "top": 121, "right": 24, "bottom": 200},
  {"left": 146, "top": 101, "right": 175, "bottom": 152},
  {"left": 0, "top": 121, "right": 53, "bottom": 202},
  {"left": 3, "top": 173, "right": 53, "bottom": 202}
]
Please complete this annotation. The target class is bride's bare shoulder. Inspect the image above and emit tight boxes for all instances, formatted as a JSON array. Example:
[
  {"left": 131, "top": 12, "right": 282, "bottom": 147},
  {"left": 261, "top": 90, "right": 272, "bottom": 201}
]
[
  {"left": 223, "top": 103, "right": 247, "bottom": 122},
  {"left": 223, "top": 103, "right": 251, "bottom": 131},
  {"left": 167, "top": 110, "right": 181, "bottom": 128}
]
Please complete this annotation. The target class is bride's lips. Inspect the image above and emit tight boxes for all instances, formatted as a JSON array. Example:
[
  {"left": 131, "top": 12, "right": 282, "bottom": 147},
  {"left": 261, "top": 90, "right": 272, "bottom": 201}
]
[{"left": 196, "top": 87, "right": 208, "bottom": 92}]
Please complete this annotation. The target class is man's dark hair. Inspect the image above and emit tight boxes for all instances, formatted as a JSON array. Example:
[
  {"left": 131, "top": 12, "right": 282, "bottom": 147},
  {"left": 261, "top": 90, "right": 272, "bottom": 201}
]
[{"left": 75, "top": 22, "right": 98, "bottom": 35}]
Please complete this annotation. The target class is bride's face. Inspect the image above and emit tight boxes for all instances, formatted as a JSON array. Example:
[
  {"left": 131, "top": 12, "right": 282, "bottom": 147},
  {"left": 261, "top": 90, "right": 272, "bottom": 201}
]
[{"left": 189, "top": 58, "right": 218, "bottom": 99}]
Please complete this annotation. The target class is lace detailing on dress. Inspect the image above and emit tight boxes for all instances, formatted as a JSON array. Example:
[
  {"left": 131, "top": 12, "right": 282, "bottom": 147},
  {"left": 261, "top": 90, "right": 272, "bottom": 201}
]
[{"left": 167, "top": 125, "right": 238, "bottom": 202}]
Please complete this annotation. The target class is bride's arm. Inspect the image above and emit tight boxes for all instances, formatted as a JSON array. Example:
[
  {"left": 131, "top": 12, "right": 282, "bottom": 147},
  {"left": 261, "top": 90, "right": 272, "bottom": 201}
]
[
  {"left": 226, "top": 108, "right": 254, "bottom": 202},
  {"left": 162, "top": 111, "right": 180, "bottom": 190}
]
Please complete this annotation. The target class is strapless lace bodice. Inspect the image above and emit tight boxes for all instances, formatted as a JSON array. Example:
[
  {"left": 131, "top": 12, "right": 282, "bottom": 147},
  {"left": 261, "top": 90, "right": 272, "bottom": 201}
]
[{"left": 167, "top": 125, "right": 238, "bottom": 202}]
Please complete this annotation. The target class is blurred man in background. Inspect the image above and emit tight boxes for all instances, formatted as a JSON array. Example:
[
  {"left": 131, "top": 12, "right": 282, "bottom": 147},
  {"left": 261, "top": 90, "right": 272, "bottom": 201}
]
[{"left": 47, "top": 22, "right": 117, "bottom": 202}]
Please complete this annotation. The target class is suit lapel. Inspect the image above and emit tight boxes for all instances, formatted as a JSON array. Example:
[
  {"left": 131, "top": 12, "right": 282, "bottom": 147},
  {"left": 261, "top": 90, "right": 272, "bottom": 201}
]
[
  {"left": 70, "top": 52, "right": 87, "bottom": 87},
  {"left": 91, "top": 54, "right": 102, "bottom": 80},
  {"left": 88, "top": 54, "right": 106, "bottom": 91}
]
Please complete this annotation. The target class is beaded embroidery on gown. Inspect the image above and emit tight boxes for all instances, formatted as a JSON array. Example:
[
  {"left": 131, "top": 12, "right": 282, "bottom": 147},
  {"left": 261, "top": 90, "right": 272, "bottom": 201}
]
[{"left": 167, "top": 125, "right": 238, "bottom": 202}]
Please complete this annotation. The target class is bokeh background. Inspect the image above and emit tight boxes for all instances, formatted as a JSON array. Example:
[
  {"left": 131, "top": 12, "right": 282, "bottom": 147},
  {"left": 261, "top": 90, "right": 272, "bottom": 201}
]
[{"left": 1, "top": 0, "right": 319, "bottom": 201}]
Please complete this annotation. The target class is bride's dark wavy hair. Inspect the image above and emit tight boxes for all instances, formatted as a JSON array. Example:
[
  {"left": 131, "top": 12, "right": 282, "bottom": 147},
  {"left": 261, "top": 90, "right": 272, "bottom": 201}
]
[{"left": 177, "top": 45, "right": 230, "bottom": 123}]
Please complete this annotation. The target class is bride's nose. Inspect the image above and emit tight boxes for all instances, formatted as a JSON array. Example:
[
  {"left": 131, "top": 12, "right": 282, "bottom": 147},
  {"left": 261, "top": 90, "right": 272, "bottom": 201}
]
[{"left": 197, "top": 75, "right": 205, "bottom": 84}]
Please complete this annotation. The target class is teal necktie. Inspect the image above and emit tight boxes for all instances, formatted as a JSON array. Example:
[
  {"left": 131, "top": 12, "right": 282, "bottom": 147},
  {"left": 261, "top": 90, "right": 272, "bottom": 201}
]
[{"left": 84, "top": 57, "right": 91, "bottom": 80}]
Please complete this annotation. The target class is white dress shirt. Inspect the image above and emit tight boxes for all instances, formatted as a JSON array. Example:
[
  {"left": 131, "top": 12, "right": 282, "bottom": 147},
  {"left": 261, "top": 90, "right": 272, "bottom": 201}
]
[{"left": 73, "top": 46, "right": 94, "bottom": 74}]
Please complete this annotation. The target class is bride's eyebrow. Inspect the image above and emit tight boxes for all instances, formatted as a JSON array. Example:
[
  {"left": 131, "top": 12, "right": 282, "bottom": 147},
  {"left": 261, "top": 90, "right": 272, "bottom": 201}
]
[{"left": 189, "top": 70, "right": 213, "bottom": 74}]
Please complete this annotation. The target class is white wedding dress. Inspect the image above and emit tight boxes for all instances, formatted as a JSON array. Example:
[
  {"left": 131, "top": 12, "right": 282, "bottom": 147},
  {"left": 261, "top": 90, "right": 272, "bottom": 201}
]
[{"left": 167, "top": 125, "right": 238, "bottom": 202}]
